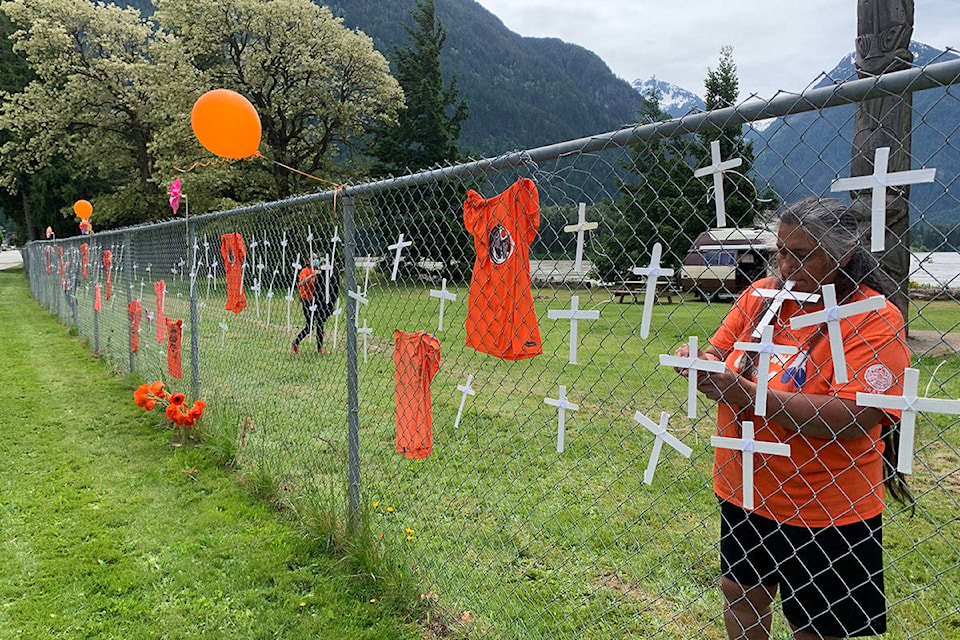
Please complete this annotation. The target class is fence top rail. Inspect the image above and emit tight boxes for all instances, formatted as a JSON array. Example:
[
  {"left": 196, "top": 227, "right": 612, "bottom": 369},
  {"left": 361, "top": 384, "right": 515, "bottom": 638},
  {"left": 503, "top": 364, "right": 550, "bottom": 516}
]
[{"left": 24, "top": 57, "right": 960, "bottom": 246}]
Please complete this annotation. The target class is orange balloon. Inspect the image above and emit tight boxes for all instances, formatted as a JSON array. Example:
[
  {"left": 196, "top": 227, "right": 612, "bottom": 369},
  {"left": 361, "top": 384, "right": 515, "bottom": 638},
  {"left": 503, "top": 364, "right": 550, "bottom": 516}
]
[
  {"left": 191, "top": 89, "right": 262, "bottom": 159},
  {"left": 74, "top": 199, "right": 93, "bottom": 220}
]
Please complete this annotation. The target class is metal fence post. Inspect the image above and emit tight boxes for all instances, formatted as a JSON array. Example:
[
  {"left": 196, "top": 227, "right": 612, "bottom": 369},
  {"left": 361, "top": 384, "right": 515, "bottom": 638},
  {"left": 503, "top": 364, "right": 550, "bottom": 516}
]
[
  {"left": 188, "top": 225, "right": 200, "bottom": 398},
  {"left": 343, "top": 196, "right": 361, "bottom": 532},
  {"left": 124, "top": 232, "right": 135, "bottom": 373}
]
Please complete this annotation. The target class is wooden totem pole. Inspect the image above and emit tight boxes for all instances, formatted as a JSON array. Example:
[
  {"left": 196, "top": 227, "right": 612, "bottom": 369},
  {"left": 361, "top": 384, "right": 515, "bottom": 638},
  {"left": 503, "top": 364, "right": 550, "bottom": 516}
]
[{"left": 851, "top": 0, "right": 915, "bottom": 325}]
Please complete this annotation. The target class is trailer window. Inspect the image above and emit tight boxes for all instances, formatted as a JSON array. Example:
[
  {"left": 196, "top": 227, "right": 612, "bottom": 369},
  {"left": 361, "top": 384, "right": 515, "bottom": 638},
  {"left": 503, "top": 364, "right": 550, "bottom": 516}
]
[{"left": 702, "top": 251, "right": 735, "bottom": 266}]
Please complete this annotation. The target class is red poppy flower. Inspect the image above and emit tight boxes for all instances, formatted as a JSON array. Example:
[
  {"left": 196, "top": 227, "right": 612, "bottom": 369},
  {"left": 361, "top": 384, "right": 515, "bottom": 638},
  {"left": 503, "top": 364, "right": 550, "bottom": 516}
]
[
  {"left": 169, "top": 393, "right": 186, "bottom": 406},
  {"left": 149, "top": 381, "right": 166, "bottom": 399}
]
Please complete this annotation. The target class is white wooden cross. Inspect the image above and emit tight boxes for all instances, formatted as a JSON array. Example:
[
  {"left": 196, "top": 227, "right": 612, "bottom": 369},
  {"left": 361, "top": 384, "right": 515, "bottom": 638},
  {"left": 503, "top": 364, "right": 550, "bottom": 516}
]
[
  {"left": 218, "top": 321, "right": 228, "bottom": 348},
  {"left": 547, "top": 295, "right": 600, "bottom": 365},
  {"left": 711, "top": 420, "right": 791, "bottom": 510},
  {"left": 634, "top": 410, "right": 692, "bottom": 485},
  {"left": 857, "top": 367, "right": 960, "bottom": 474},
  {"left": 358, "top": 319, "right": 372, "bottom": 363},
  {"left": 563, "top": 202, "right": 598, "bottom": 273},
  {"left": 752, "top": 281, "right": 820, "bottom": 339},
  {"left": 306, "top": 225, "right": 314, "bottom": 259},
  {"left": 330, "top": 230, "right": 341, "bottom": 269},
  {"left": 360, "top": 259, "right": 377, "bottom": 296},
  {"left": 286, "top": 254, "right": 301, "bottom": 333},
  {"left": 454, "top": 374, "right": 476, "bottom": 429},
  {"left": 331, "top": 304, "right": 342, "bottom": 351},
  {"left": 321, "top": 252, "right": 334, "bottom": 303},
  {"left": 429, "top": 279, "right": 457, "bottom": 331},
  {"left": 694, "top": 139, "right": 743, "bottom": 228},
  {"left": 735, "top": 325, "right": 798, "bottom": 416},
  {"left": 544, "top": 385, "right": 579, "bottom": 454},
  {"left": 830, "top": 147, "right": 937, "bottom": 252},
  {"left": 348, "top": 287, "right": 369, "bottom": 328},
  {"left": 632, "top": 242, "right": 675, "bottom": 339},
  {"left": 789, "top": 283, "right": 886, "bottom": 383},
  {"left": 388, "top": 233, "right": 412, "bottom": 281},
  {"left": 659, "top": 336, "right": 727, "bottom": 419}
]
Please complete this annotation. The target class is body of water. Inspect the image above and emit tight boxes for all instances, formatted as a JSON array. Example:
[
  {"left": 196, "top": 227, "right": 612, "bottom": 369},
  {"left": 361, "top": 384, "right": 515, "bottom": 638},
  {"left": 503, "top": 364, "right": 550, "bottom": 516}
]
[{"left": 911, "top": 252, "right": 960, "bottom": 288}]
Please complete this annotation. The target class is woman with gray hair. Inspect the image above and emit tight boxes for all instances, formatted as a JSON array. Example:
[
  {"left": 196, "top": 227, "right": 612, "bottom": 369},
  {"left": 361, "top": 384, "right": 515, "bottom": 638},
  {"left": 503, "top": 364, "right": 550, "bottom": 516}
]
[{"left": 671, "top": 197, "right": 911, "bottom": 640}]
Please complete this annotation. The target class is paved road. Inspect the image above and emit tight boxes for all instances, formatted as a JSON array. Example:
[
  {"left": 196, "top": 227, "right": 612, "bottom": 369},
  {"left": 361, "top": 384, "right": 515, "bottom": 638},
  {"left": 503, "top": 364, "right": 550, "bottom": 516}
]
[{"left": 0, "top": 249, "right": 23, "bottom": 270}]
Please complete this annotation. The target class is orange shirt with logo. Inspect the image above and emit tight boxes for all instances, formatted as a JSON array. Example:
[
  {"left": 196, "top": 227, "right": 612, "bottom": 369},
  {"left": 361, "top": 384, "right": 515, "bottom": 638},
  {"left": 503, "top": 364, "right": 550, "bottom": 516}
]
[
  {"left": 463, "top": 178, "right": 542, "bottom": 360},
  {"left": 709, "top": 277, "right": 910, "bottom": 527}
]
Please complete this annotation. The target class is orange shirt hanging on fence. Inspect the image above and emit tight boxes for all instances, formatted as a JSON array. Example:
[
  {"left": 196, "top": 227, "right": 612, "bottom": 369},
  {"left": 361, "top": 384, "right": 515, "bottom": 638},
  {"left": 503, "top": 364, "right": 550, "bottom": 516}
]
[
  {"left": 154, "top": 280, "right": 166, "bottom": 343},
  {"left": 95, "top": 284, "right": 102, "bottom": 313},
  {"left": 58, "top": 247, "right": 65, "bottom": 290},
  {"left": 81, "top": 243, "right": 89, "bottom": 279},
  {"left": 45, "top": 247, "right": 51, "bottom": 275},
  {"left": 128, "top": 300, "right": 142, "bottom": 353},
  {"left": 167, "top": 317, "right": 183, "bottom": 379},
  {"left": 103, "top": 250, "right": 113, "bottom": 300},
  {"left": 709, "top": 277, "right": 911, "bottom": 528},
  {"left": 221, "top": 232, "right": 247, "bottom": 313},
  {"left": 394, "top": 330, "right": 441, "bottom": 459},
  {"left": 463, "top": 177, "right": 542, "bottom": 360}
]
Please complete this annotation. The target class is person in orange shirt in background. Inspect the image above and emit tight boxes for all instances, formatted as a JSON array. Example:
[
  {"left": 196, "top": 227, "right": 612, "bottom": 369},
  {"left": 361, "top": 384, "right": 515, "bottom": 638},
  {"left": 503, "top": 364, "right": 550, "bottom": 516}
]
[
  {"left": 292, "top": 253, "right": 338, "bottom": 354},
  {"left": 671, "top": 198, "right": 911, "bottom": 640}
]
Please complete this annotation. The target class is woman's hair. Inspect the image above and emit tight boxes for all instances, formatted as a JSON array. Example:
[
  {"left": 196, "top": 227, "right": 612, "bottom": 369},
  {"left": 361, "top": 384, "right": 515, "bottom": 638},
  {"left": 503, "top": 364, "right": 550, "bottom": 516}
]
[
  {"left": 770, "top": 196, "right": 893, "bottom": 300},
  {"left": 766, "top": 197, "right": 914, "bottom": 511}
]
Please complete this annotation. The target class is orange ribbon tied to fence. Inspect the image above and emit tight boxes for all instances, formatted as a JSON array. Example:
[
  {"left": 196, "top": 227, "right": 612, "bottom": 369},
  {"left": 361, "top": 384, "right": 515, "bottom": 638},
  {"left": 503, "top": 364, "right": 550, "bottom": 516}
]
[
  {"left": 166, "top": 317, "right": 183, "bottom": 379},
  {"left": 221, "top": 232, "right": 247, "bottom": 313},
  {"left": 128, "top": 300, "right": 142, "bottom": 353},
  {"left": 154, "top": 280, "right": 166, "bottom": 343},
  {"left": 103, "top": 250, "right": 113, "bottom": 300}
]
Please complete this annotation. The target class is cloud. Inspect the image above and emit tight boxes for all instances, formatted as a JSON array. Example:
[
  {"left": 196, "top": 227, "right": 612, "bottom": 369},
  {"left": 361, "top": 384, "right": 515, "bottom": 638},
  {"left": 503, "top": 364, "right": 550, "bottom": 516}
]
[{"left": 473, "top": 0, "right": 958, "bottom": 99}]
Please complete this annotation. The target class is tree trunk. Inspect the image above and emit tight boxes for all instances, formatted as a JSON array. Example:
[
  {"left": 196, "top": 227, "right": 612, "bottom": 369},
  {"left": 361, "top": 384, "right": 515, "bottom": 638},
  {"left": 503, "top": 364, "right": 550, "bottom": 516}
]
[
  {"left": 851, "top": 0, "right": 914, "bottom": 327},
  {"left": 21, "top": 179, "right": 36, "bottom": 242}
]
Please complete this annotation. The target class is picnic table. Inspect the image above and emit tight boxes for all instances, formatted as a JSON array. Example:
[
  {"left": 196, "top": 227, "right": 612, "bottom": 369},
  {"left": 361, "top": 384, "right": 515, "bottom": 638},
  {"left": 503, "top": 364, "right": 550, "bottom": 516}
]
[{"left": 611, "top": 278, "right": 679, "bottom": 304}]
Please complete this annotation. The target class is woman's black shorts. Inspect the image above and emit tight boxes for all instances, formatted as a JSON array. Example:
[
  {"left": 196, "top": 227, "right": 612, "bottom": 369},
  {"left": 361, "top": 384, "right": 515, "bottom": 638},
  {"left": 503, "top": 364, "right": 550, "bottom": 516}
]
[{"left": 720, "top": 499, "right": 886, "bottom": 637}]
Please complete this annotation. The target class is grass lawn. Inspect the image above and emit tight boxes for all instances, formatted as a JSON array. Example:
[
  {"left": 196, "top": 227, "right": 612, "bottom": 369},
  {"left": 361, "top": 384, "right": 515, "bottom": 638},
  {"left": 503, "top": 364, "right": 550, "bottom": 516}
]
[
  {"left": 0, "top": 267, "right": 422, "bottom": 640},
  {"left": 28, "top": 251, "right": 960, "bottom": 639}
]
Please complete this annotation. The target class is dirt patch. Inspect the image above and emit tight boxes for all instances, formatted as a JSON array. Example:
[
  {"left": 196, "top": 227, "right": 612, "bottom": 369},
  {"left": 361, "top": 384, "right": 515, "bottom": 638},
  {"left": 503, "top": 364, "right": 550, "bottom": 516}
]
[{"left": 905, "top": 330, "right": 960, "bottom": 358}]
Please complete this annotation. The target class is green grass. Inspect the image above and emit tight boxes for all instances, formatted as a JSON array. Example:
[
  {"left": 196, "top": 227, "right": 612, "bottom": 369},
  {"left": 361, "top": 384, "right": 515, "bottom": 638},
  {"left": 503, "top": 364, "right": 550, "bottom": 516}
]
[
  {"left": 29, "top": 263, "right": 960, "bottom": 639},
  {"left": 0, "top": 267, "right": 422, "bottom": 640}
]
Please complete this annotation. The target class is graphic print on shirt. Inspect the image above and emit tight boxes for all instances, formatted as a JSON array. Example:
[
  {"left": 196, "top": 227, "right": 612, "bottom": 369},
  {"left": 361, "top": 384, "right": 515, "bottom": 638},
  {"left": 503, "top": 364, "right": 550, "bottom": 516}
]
[
  {"left": 780, "top": 350, "right": 809, "bottom": 389},
  {"left": 488, "top": 224, "right": 514, "bottom": 265}
]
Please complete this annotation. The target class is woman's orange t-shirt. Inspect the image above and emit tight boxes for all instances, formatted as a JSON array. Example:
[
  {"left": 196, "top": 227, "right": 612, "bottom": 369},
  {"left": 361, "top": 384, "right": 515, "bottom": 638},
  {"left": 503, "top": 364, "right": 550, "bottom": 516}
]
[{"left": 709, "top": 277, "right": 910, "bottom": 527}]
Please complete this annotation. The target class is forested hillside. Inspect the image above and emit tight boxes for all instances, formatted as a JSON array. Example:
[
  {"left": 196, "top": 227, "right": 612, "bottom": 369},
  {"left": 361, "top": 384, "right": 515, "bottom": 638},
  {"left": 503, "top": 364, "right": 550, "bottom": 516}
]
[{"left": 116, "top": 0, "right": 644, "bottom": 157}]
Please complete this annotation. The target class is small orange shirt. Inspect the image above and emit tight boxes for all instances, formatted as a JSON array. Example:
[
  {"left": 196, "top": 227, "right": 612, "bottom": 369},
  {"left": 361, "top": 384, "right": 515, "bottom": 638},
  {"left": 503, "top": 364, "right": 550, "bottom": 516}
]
[
  {"left": 709, "top": 277, "right": 910, "bottom": 527},
  {"left": 394, "top": 330, "right": 441, "bottom": 459},
  {"left": 463, "top": 178, "right": 542, "bottom": 360}
]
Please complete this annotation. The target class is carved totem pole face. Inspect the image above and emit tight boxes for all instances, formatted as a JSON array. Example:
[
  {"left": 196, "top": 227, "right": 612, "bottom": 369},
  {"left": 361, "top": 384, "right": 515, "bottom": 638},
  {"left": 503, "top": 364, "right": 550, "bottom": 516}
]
[{"left": 856, "top": 0, "right": 915, "bottom": 73}]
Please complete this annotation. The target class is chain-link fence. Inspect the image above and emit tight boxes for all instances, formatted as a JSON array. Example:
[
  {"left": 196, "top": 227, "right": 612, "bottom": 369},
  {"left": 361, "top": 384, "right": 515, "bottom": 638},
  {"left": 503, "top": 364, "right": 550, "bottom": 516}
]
[{"left": 23, "top": 58, "right": 960, "bottom": 639}]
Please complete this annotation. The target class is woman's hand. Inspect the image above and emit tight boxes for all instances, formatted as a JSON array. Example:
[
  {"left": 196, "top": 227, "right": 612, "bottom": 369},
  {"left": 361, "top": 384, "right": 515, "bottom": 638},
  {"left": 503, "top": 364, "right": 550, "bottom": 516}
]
[{"left": 696, "top": 367, "right": 755, "bottom": 408}]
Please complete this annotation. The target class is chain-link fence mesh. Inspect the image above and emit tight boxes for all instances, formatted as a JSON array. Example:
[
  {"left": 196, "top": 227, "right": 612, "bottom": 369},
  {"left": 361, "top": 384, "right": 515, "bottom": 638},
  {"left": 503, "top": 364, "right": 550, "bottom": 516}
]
[{"left": 23, "top": 59, "right": 960, "bottom": 639}]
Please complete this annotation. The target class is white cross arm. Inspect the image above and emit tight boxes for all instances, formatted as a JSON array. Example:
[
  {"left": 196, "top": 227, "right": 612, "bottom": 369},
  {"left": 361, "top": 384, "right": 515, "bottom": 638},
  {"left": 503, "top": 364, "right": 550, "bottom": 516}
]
[{"left": 658, "top": 353, "right": 726, "bottom": 373}]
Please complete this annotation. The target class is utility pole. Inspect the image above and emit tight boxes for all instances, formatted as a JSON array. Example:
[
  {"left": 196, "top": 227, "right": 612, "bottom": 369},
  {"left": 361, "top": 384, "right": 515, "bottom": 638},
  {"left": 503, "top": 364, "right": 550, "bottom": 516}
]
[{"left": 851, "top": 0, "right": 915, "bottom": 326}]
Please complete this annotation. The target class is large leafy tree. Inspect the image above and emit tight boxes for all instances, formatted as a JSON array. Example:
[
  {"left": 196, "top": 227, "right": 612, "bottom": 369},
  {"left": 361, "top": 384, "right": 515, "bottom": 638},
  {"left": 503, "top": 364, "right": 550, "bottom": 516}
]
[
  {"left": 0, "top": 0, "right": 190, "bottom": 230},
  {"left": 154, "top": 0, "right": 403, "bottom": 200}
]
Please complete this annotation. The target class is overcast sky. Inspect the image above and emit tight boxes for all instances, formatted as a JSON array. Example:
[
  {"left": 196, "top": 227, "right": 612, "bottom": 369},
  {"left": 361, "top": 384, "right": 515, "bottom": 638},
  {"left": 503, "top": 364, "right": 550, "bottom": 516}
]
[{"left": 472, "top": 0, "right": 960, "bottom": 100}]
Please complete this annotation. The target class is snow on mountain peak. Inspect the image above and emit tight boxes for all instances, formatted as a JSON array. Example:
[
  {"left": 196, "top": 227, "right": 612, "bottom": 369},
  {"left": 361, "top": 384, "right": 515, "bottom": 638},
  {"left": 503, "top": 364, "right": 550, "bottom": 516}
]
[{"left": 632, "top": 77, "right": 706, "bottom": 118}]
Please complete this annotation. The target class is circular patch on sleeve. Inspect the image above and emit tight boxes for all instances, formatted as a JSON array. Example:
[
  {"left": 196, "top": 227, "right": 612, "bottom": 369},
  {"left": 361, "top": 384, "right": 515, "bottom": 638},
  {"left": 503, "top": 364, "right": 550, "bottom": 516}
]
[{"left": 864, "top": 364, "right": 894, "bottom": 392}]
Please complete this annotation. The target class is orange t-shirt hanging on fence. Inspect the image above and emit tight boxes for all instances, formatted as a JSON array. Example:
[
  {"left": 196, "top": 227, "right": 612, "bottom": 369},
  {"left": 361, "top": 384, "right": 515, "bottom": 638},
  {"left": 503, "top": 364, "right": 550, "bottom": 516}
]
[
  {"left": 45, "top": 247, "right": 51, "bottom": 275},
  {"left": 463, "top": 177, "right": 543, "bottom": 360},
  {"left": 58, "top": 247, "right": 66, "bottom": 290},
  {"left": 103, "top": 250, "right": 113, "bottom": 300},
  {"left": 80, "top": 243, "right": 89, "bottom": 279},
  {"left": 220, "top": 232, "right": 247, "bottom": 313},
  {"left": 128, "top": 300, "right": 142, "bottom": 353},
  {"left": 154, "top": 280, "right": 166, "bottom": 343},
  {"left": 394, "top": 330, "right": 441, "bottom": 459},
  {"left": 95, "top": 284, "right": 102, "bottom": 313},
  {"left": 167, "top": 317, "right": 183, "bottom": 379}
]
